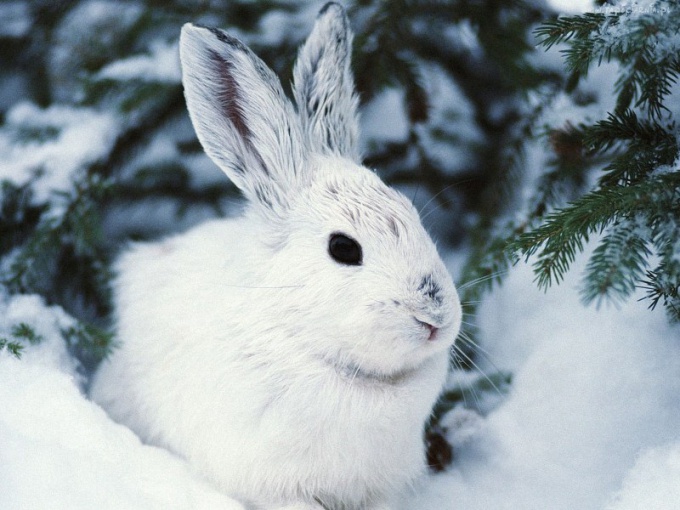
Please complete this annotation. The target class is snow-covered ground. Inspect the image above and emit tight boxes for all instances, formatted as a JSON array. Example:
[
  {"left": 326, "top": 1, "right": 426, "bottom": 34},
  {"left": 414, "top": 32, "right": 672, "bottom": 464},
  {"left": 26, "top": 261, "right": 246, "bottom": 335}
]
[
  {"left": 2, "top": 252, "right": 679, "bottom": 510},
  {"left": 0, "top": 294, "right": 245, "bottom": 510},
  {"left": 403, "top": 257, "right": 680, "bottom": 510},
  {"left": 2, "top": 1, "right": 679, "bottom": 508}
]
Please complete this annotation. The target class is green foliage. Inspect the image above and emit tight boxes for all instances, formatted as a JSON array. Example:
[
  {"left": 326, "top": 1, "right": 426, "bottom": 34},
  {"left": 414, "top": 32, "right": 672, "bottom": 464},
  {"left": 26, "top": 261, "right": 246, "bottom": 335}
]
[
  {"left": 11, "top": 322, "right": 44, "bottom": 344},
  {"left": 6, "top": 0, "right": 677, "bottom": 473},
  {"left": 61, "top": 322, "right": 116, "bottom": 371},
  {"left": 0, "top": 322, "right": 43, "bottom": 359},
  {"left": 536, "top": 6, "right": 680, "bottom": 119},
  {"left": 0, "top": 315, "right": 113, "bottom": 366},
  {"left": 354, "top": 0, "right": 557, "bottom": 226},
  {"left": 0, "top": 338, "right": 24, "bottom": 358},
  {"left": 1, "top": 0, "right": 556, "bottom": 372},
  {"left": 3, "top": 174, "right": 114, "bottom": 320},
  {"left": 468, "top": 1, "right": 680, "bottom": 321},
  {"left": 431, "top": 370, "right": 513, "bottom": 423}
]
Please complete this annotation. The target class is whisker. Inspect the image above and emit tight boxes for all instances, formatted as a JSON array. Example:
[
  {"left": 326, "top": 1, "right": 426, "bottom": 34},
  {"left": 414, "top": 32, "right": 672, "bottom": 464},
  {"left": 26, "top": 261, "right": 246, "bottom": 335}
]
[
  {"left": 420, "top": 176, "right": 480, "bottom": 225},
  {"left": 460, "top": 300, "right": 487, "bottom": 306},
  {"left": 420, "top": 200, "right": 448, "bottom": 224},
  {"left": 418, "top": 183, "right": 459, "bottom": 220},
  {"left": 346, "top": 343, "right": 366, "bottom": 390},
  {"left": 457, "top": 270, "right": 509, "bottom": 291},
  {"left": 456, "top": 330, "right": 499, "bottom": 372},
  {"left": 220, "top": 284, "right": 305, "bottom": 289},
  {"left": 458, "top": 309, "right": 480, "bottom": 331},
  {"left": 350, "top": 364, "right": 361, "bottom": 387},
  {"left": 453, "top": 342, "right": 498, "bottom": 392},
  {"left": 448, "top": 355, "right": 472, "bottom": 409},
  {"left": 449, "top": 356, "right": 487, "bottom": 411},
  {"left": 412, "top": 182, "right": 422, "bottom": 204}
]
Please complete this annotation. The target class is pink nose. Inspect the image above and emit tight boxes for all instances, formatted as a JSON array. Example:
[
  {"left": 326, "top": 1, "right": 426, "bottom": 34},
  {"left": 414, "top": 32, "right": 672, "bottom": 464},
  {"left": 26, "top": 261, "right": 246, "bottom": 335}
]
[
  {"left": 417, "top": 319, "right": 439, "bottom": 341},
  {"left": 424, "top": 323, "right": 438, "bottom": 341}
]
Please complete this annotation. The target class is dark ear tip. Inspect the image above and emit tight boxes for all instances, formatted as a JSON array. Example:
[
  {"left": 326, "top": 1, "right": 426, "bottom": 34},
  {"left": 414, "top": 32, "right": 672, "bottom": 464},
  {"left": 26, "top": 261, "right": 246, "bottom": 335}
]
[
  {"left": 319, "top": 2, "right": 346, "bottom": 18},
  {"left": 181, "top": 22, "right": 247, "bottom": 52},
  {"left": 208, "top": 27, "right": 248, "bottom": 52}
]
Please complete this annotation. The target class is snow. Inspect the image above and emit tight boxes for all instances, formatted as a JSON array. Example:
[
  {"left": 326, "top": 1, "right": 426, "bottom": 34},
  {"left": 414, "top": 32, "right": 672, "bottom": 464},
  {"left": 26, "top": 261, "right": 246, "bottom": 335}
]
[
  {"left": 540, "top": 0, "right": 674, "bottom": 16},
  {"left": 414, "top": 64, "right": 482, "bottom": 176},
  {"left": 442, "top": 20, "right": 483, "bottom": 59},
  {"left": 401, "top": 257, "right": 680, "bottom": 510},
  {"left": 49, "top": 1, "right": 145, "bottom": 102},
  {"left": 547, "top": 0, "right": 595, "bottom": 14},
  {"left": 2, "top": 250, "right": 679, "bottom": 509},
  {"left": 0, "top": 291, "right": 245, "bottom": 510},
  {"left": 594, "top": 1, "right": 678, "bottom": 74},
  {"left": 360, "top": 87, "right": 410, "bottom": 148},
  {"left": 0, "top": 1, "right": 31, "bottom": 38},
  {"left": 606, "top": 441, "right": 680, "bottom": 510},
  {"left": 97, "top": 40, "right": 181, "bottom": 83},
  {"left": 257, "top": 5, "right": 320, "bottom": 46},
  {"left": 359, "top": 63, "right": 481, "bottom": 176},
  {"left": 0, "top": 102, "right": 119, "bottom": 205},
  {"left": 2, "top": 1, "right": 680, "bottom": 508}
]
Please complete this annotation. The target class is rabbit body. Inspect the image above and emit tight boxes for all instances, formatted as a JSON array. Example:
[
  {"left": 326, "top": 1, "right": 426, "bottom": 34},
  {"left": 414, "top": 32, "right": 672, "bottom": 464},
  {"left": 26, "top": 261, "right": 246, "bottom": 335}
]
[{"left": 91, "top": 4, "right": 461, "bottom": 509}]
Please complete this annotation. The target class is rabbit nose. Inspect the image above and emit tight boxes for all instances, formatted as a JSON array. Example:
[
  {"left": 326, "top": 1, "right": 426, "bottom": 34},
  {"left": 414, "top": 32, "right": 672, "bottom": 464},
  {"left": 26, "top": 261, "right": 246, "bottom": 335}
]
[{"left": 415, "top": 318, "right": 439, "bottom": 341}]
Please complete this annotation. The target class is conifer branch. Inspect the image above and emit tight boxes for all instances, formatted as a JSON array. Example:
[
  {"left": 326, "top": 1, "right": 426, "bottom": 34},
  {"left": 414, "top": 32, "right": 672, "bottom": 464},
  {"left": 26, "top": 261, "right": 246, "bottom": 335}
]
[
  {"left": 534, "top": 13, "right": 609, "bottom": 51},
  {"left": 511, "top": 173, "right": 680, "bottom": 291},
  {"left": 581, "top": 218, "right": 651, "bottom": 305}
]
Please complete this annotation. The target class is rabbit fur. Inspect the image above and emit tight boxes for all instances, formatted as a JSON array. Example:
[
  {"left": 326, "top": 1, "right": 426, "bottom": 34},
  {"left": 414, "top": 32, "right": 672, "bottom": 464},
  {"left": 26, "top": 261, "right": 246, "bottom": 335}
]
[{"left": 90, "top": 3, "right": 462, "bottom": 509}]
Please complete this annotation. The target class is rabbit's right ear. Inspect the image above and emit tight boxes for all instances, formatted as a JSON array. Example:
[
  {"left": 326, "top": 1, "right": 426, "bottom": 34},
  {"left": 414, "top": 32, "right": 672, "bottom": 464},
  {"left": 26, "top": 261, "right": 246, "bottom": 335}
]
[
  {"left": 293, "top": 3, "right": 360, "bottom": 162},
  {"left": 180, "top": 24, "right": 307, "bottom": 217}
]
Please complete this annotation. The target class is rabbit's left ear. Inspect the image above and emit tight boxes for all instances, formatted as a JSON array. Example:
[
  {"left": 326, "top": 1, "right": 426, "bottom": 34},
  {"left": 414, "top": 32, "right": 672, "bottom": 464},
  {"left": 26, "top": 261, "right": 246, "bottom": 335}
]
[
  {"left": 293, "top": 2, "right": 360, "bottom": 162},
  {"left": 180, "top": 24, "right": 308, "bottom": 220}
]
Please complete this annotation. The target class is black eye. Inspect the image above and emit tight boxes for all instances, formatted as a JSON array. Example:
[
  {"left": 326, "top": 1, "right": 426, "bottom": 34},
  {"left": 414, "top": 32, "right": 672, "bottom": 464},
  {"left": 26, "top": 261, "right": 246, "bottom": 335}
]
[{"left": 328, "top": 233, "right": 362, "bottom": 266}]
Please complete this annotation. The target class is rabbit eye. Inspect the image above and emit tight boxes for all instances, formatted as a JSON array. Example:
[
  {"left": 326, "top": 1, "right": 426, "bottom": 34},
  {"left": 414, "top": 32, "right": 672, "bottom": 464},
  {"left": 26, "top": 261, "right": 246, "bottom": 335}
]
[{"left": 328, "top": 233, "right": 362, "bottom": 266}]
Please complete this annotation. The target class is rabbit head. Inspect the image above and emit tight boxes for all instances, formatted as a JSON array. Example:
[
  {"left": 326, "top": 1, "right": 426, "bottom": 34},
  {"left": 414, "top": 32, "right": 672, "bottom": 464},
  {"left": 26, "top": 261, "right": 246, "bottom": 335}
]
[{"left": 179, "top": 3, "right": 461, "bottom": 380}]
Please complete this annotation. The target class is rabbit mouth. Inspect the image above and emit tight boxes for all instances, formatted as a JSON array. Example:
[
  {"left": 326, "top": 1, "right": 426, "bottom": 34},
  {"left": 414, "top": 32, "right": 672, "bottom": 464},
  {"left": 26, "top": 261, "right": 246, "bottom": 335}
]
[{"left": 322, "top": 356, "right": 421, "bottom": 386}]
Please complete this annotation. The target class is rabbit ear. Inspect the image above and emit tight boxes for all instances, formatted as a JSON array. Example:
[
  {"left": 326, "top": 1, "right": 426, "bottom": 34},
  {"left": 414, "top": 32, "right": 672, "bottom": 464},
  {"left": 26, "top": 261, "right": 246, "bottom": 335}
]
[
  {"left": 180, "top": 24, "right": 307, "bottom": 217},
  {"left": 293, "top": 2, "right": 360, "bottom": 162}
]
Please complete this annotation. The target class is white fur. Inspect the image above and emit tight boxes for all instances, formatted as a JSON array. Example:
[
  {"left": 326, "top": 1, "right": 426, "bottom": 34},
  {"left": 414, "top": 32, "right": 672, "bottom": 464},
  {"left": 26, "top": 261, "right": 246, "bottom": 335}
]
[
  {"left": 293, "top": 2, "right": 360, "bottom": 161},
  {"left": 90, "top": 4, "right": 461, "bottom": 509}
]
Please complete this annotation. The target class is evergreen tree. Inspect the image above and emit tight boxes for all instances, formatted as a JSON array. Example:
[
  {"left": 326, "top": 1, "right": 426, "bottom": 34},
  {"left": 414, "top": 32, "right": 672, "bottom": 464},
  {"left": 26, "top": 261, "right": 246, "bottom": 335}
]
[
  {"left": 1, "top": 1, "right": 558, "bottom": 468},
  {"left": 9, "top": 0, "right": 678, "bottom": 473},
  {"left": 426, "top": 0, "right": 680, "bottom": 461},
  {"left": 464, "top": 0, "right": 680, "bottom": 323},
  {"left": 0, "top": 0, "right": 553, "bottom": 371}
]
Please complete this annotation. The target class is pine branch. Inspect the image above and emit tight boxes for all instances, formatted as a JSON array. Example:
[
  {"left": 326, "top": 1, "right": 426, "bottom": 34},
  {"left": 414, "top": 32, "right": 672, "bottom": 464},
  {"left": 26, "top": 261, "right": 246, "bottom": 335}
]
[
  {"left": 582, "top": 109, "right": 674, "bottom": 154},
  {"left": 61, "top": 322, "right": 115, "bottom": 371},
  {"left": 11, "top": 323, "right": 44, "bottom": 345},
  {"left": 529, "top": 124, "right": 595, "bottom": 216},
  {"left": 581, "top": 218, "right": 651, "bottom": 305},
  {"left": 0, "top": 322, "right": 43, "bottom": 359},
  {"left": 511, "top": 173, "right": 680, "bottom": 290},
  {"left": 537, "top": 9, "right": 680, "bottom": 119},
  {"left": 0, "top": 337, "right": 25, "bottom": 359},
  {"left": 534, "top": 13, "right": 609, "bottom": 51},
  {"left": 642, "top": 266, "right": 680, "bottom": 320},
  {"left": 3, "top": 173, "right": 113, "bottom": 319}
]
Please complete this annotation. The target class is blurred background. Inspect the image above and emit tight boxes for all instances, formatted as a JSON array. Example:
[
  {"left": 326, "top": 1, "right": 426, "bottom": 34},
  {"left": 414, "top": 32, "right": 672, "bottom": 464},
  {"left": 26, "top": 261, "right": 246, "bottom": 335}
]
[
  {"left": 0, "top": 0, "right": 561, "bottom": 322},
  {"left": 1, "top": 0, "right": 678, "bottom": 376},
  {"left": 4, "top": 2, "right": 680, "bottom": 504}
]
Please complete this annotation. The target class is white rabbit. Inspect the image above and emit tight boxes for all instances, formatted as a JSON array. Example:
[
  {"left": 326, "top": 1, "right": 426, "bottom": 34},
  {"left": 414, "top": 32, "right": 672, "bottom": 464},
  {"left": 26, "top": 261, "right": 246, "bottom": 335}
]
[{"left": 90, "top": 3, "right": 462, "bottom": 509}]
